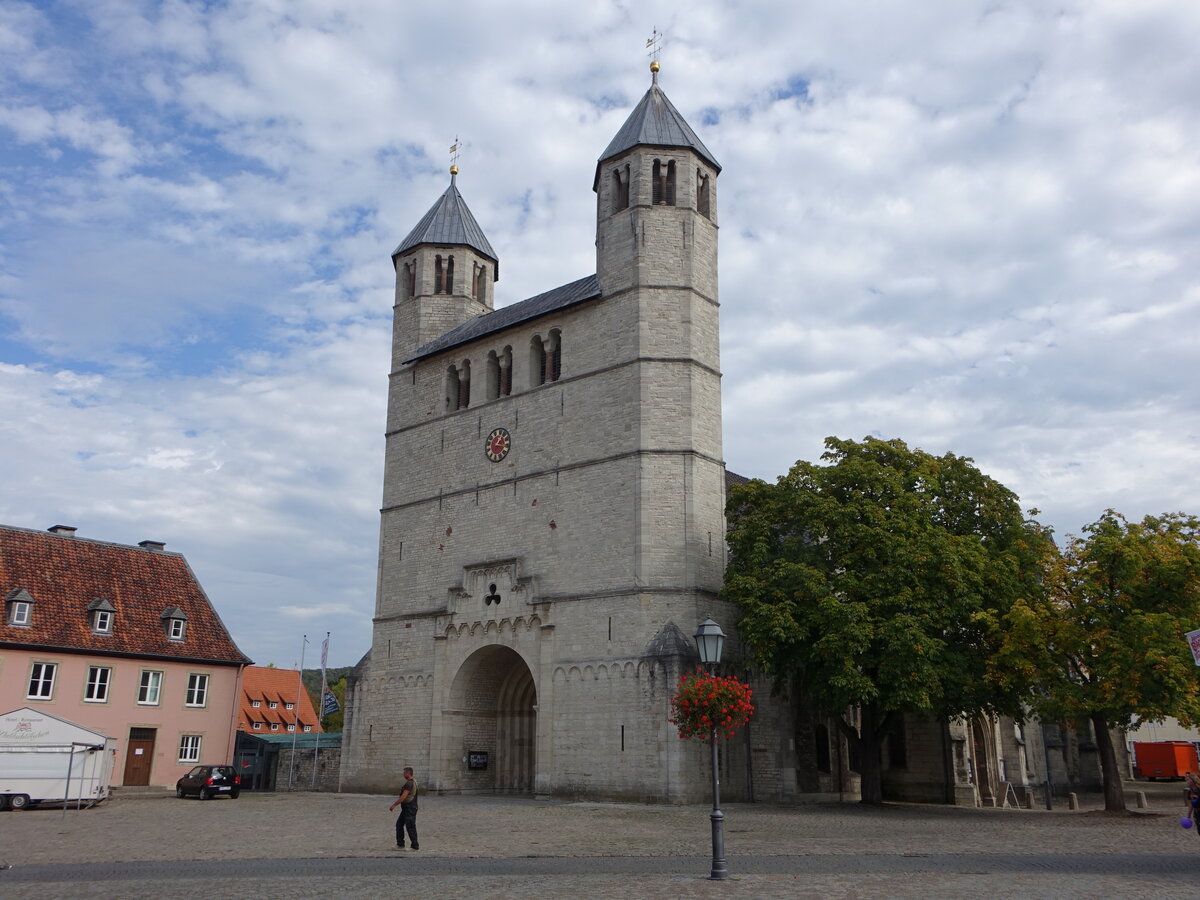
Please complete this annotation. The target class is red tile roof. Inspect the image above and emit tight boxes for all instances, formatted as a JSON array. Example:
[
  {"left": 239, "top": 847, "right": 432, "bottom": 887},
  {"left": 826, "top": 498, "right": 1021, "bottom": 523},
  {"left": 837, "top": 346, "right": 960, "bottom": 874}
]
[
  {"left": 237, "top": 666, "right": 323, "bottom": 732},
  {"left": 0, "top": 524, "right": 250, "bottom": 665}
]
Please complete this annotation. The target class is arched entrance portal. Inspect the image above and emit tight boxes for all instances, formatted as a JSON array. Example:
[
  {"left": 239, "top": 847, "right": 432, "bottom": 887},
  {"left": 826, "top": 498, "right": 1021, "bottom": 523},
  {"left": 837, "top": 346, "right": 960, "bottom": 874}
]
[{"left": 446, "top": 645, "right": 536, "bottom": 793}]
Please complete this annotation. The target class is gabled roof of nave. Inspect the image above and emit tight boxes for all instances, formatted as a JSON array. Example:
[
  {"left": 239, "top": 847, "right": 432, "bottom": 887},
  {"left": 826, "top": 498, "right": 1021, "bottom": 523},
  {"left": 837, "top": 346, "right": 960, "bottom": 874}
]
[
  {"left": 404, "top": 273, "right": 601, "bottom": 364},
  {"left": 596, "top": 68, "right": 721, "bottom": 180},
  {"left": 393, "top": 174, "right": 498, "bottom": 265}
]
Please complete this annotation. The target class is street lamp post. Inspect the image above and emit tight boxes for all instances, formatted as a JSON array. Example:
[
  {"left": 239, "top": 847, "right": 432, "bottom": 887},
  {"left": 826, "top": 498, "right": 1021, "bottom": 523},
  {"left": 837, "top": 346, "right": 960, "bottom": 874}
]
[{"left": 693, "top": 617, "right": 728, "bottom": 881}]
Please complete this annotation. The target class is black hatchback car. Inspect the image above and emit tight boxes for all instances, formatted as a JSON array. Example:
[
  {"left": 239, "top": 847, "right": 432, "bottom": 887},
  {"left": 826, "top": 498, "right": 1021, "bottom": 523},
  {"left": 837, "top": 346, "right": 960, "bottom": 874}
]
[{"left": 175, "top": 765, "right": 241, "bottom": 800}]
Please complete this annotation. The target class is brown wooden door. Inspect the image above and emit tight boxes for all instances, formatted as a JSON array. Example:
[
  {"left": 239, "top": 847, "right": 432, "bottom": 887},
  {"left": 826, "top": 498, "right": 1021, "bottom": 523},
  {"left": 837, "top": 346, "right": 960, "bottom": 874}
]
[{"left": 123, "top": 728, "right": 156, "bottom": 785}]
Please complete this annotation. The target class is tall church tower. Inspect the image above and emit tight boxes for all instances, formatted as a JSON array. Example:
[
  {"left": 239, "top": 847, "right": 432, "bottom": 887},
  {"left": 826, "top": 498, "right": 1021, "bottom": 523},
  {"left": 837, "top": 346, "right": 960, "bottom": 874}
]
[{"left": 341, "top": 64, "right": 740, "bottom": 803}]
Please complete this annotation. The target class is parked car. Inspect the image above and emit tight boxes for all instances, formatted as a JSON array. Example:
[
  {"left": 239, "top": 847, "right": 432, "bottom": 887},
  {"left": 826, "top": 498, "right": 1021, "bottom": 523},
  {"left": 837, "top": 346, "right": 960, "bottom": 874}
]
[{"left": 176, "top": 765, "right": 241, "bottom": 800}]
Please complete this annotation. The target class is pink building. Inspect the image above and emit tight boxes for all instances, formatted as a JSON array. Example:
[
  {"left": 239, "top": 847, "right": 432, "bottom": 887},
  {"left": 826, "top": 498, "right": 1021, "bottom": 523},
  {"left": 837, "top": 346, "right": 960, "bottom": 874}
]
[{"left": 0, "top": 524, "right": 250, "bottom": 787}]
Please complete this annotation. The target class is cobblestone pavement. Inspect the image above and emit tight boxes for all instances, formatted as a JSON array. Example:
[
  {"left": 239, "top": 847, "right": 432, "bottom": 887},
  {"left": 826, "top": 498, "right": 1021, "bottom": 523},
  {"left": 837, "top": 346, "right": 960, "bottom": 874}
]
[{"left": 1, "top": 786, "right": 1198, "bottom": 898}]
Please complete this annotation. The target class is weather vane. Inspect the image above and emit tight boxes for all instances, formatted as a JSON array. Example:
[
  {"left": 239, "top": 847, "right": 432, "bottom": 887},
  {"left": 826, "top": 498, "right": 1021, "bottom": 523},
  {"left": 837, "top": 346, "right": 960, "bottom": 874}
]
[
  {"left": 646, "top": 27, "right": 662, "bottom": 64},
  {"left": 450, "top": 136, "right": 462, "bottom": 175}
]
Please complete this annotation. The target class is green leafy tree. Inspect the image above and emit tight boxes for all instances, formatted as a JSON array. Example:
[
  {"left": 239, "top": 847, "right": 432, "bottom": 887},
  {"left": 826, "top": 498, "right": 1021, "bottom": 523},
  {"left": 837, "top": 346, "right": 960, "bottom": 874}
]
[
  {"left": 992, "top": 511, "right": 1200, "bottom": 811},
  {"left": 724, "top": 436, "right": 1049, "bottom": 804}
]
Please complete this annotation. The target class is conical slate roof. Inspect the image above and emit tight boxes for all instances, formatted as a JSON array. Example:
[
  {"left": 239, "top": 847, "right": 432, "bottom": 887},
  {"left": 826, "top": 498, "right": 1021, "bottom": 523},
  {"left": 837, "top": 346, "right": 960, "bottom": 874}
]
[
  {"left": 392, "top": 174, "right": 497, "bottom": 266},
  {"left": 595, "top": 74, "right": 720, "bottom": 184}
]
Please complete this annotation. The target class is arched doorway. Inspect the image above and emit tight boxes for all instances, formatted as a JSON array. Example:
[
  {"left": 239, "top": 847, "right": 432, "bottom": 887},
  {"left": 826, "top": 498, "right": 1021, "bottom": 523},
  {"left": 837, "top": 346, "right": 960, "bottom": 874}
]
[{"left": 446, "top": 645, "right": 536, "bottom": 793}]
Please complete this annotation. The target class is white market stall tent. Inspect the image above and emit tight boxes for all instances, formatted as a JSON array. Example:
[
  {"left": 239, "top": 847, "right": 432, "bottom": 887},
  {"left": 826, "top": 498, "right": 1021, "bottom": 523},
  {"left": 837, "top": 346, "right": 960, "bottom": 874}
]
[{"left": 0, "top": 707, "right": 116, "bottom": 810}]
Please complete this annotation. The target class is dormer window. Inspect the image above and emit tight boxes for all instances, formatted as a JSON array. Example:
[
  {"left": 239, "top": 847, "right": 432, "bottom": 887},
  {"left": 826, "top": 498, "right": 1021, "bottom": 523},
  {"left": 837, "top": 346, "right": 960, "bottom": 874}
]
[
  {"left": 88, "top": 597, "right": 116, "bottom": 634},
  {"left": 161, "top": 606, "right": 189, "bottom": 641},
  {"left": 6, "top": 589, "right": 34, "bottom": 626},
  {"left": 251, "top": 699, "right": 262, "bottom": 708}
]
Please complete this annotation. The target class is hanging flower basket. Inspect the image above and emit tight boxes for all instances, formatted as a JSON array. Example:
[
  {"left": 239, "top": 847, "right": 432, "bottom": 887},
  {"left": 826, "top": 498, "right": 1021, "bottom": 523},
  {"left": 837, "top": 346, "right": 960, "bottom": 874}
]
[{"left": 668, "top": 669, "right": 755, "bottom": 744}]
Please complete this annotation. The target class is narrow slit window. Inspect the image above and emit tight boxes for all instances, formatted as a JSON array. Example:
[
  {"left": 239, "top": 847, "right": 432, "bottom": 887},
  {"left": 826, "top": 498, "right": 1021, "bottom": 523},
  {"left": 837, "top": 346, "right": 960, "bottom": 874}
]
[
  {"left": 435, "top": 255, "right": 444, "bottom": 293},
  {"left": 457, "top": 360, "right": 470, "bottom": 409},
  {"left": 500, "top": 347, "right": 512, "bottom": 396},
  {"left": 697, "top": 171, "right": 710, "bottom": 218},
  {"left": 531, "top": 336, "right": 547, "bottom": 387}
]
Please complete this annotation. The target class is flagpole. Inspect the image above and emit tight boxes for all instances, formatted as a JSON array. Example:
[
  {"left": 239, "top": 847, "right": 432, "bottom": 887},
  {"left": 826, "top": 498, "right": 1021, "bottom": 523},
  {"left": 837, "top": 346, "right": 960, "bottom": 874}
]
[
  {"left": 312, "top": 632, "right": 329, "bottom": 789},
  {"left": 288, "top": 634, "right": 306, "bottom": 790}
]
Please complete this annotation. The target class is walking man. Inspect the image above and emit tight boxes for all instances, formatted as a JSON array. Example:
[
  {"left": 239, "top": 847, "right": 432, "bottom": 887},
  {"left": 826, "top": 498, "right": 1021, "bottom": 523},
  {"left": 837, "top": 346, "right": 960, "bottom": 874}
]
[{"left": 389, "top": 766, "right": 419, "bottom": 850}]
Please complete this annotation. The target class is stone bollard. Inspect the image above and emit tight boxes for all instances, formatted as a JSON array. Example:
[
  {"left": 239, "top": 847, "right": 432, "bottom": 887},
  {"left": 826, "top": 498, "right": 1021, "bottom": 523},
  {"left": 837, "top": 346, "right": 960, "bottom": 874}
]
[
  {"left": 1136, "top": 791, "right": 1149, "bottom": 809},
  {"left": 1068, "top": 792, "right": 1079, "bottom": 810}
]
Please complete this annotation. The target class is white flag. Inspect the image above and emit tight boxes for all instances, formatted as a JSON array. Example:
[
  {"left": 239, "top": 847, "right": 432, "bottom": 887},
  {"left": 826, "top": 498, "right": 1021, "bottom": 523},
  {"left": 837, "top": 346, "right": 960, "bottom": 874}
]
[{"left": 1186, "top": 628, "right": 1200, "bottom": 666}]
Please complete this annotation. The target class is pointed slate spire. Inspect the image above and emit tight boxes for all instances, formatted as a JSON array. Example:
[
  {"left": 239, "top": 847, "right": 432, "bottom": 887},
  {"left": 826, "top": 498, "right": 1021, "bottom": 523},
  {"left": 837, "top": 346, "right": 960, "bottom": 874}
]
[
  {"left": 595, "top": 63, "right": 720, "bottom": 186},
  {"left": 393, "top": 171, "right": 498, "bottom": 273}
]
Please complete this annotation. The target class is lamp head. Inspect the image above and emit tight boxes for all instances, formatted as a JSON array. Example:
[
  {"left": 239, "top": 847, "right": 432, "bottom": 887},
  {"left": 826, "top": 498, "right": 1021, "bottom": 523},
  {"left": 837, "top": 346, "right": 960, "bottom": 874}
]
[{"left": 693, "top": 618, "right": 726, "bottom": 666}]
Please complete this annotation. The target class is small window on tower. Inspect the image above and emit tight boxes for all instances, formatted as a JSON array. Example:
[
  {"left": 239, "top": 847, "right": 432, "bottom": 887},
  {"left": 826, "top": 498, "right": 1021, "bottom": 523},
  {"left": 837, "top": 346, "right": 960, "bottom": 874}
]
[
  {"left": 653, "top": 159, "right": 676, "bottom": 206},
  {"left": 435, "top": 255, "right": 445, "bottom": 293},
  {"left": 486, "top": 350, "right": 500, "bottom": 401},
  {"left": 530, "top": 335, "right": 547, "bottom": 388},
  {"left": 446, "top": 255, "right": 455, "bottom": 293},
  {"left": 500, "top": 346, "right": 513, "bottom": 397},
  {"left": 446, "top": 364, "right": 461, "bottom": 411},
  {"left": 457, "top": 359, "right": 471, "bottom": 409},
  {"left": 547, "top": 329, "right": 562, "bottom": 382},
  {"left": 697, "top": 171, "right": 710, "bottom": 218},
  {"left": 611, "top": 166, "right": 630, "bottom": 213},
  {"left": 405, "top": 261, "right": 416, "bottom": 298}
]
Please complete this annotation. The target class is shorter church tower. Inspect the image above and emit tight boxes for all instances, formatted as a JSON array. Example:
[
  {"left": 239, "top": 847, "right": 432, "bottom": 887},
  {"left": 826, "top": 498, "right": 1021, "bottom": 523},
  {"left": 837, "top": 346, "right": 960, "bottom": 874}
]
[{"left": 390, "top": 168, "right": 498, "bottom": 371}]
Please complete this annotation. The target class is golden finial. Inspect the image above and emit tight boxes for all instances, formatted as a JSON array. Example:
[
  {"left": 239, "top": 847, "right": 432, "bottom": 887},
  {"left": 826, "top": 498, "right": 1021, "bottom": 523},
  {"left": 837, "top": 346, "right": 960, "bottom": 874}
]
[
  {"left": 449, "top": 137, "right": 462, "bottom": 177},
  {"left": 450, "top": 164, "right": 459, "bottom": 176},
  {"left": 646, "top": 28, "right": 662, "bottom": 83}
]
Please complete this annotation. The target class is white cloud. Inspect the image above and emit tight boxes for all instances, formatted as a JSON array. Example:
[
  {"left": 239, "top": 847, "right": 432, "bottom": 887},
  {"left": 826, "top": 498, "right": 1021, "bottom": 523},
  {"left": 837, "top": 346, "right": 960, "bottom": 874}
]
[{"left": 1, "top": 0, "right": 1198, "bottom": 664}]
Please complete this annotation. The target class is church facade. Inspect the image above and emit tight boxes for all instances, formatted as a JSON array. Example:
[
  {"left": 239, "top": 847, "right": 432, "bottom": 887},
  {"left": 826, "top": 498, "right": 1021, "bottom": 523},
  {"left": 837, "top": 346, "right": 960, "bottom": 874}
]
[
  {"left": 339, "top": 65, "right": 745, "bottom": 801},
  {"left": 339, "top": 66, "right": 1098, "bottom": 808}
]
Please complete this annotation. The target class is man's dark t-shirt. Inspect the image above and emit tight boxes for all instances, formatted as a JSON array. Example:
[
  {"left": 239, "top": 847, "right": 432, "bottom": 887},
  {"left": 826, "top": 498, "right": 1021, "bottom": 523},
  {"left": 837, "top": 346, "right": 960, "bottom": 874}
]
[{"left": 401, "top": 778, "right": 418, "bottom": 810}]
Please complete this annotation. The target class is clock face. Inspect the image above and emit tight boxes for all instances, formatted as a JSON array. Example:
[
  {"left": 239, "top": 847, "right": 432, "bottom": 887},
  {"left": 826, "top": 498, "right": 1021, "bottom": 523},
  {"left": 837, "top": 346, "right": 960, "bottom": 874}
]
[{"left": 485, "top": 427, "right": 511, "bottom": 462}]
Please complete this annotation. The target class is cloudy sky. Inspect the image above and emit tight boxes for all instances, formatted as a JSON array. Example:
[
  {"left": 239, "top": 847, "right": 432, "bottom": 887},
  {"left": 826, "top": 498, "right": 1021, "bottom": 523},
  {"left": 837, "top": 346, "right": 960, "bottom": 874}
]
[{"left": 2, "top": 0, "right": 1198, "bottom": 668}]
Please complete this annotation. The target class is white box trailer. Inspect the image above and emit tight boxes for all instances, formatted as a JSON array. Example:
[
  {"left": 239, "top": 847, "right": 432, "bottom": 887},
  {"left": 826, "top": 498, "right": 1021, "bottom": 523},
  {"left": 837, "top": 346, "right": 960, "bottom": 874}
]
[{"left": 0, "top": 707, "right": 116, "bottom": 810}]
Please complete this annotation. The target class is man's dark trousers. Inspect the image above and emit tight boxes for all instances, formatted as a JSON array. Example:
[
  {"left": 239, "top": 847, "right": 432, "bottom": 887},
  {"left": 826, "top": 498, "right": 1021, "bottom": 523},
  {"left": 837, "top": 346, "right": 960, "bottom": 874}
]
[{"left": 397, "top": 805, "right": 419, "bottom": 849}]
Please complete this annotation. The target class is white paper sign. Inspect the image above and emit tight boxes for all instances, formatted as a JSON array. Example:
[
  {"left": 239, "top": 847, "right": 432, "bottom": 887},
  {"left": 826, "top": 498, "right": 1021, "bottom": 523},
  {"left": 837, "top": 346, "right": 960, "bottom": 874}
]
[
  {"left": 1186, "top": 628, "right": 1200, "bottom": 666},
  {"left": 135, "top": 748, "right": 144, "bottom": 755}
]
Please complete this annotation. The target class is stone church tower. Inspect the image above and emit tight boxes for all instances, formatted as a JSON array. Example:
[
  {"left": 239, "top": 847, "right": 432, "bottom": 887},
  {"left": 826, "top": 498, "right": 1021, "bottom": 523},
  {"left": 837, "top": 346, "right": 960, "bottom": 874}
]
[{"left": 339, "top": 64, "right": 743, "bottom": 801}]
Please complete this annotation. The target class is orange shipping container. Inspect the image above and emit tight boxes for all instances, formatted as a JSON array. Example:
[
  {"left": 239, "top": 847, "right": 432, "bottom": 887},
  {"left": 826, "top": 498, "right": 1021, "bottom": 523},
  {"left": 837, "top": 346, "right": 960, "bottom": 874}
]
[{"left": 1133, "top": 741, "right": 1200, "bottom": 780}]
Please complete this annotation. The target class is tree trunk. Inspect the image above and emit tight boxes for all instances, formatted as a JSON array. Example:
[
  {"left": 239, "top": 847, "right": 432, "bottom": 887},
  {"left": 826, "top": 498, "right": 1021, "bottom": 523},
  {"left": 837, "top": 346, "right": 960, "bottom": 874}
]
[
  {"left": 1090, "top": 711, "right": 1126, "bottom": 813},
  {"left": 838, "top": 706, "right": 890, "bottom": 804}
]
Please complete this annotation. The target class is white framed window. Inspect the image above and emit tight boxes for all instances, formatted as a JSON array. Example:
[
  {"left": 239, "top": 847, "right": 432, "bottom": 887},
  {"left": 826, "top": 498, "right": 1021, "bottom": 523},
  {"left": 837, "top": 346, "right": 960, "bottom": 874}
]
[
  {"left": 85, "top": 666, "right": 111, "bottom": 702},
  {"left": 27, "top": 662, "right": 57, "bottom": 699},
  {"left": 252, "top": 722, "right": 262, "bottom": 731},
  {"left": 303, "top": 725, "right": 313, "bottom": 733},
  {"left": 285, "top": 702, "right": 294, "bottom": 710},
  {"left": 186, "top": 673, "right": 209, "bottom": 708},
  {"left": 268, "top": 701, "right": 278, "bottom": 709},
  {"left": 138, "top": 670, "right": 163, "bottom": 706},
  {"left": 287, "top": 724, "right": 296, "bottom": 733},
  {"left": 92, "top": 609, "right": 112, "bottom": 633},
  {"left": 251, "top": 699, "right": 261, "bottom": 708},
  {"left": 10, "top": 600, "right": 31, "bottom": 626},
  {"left": 168, "top": 618, "right": 186, "bottom": 641},
  {"left": 270, "top": 723, "right": 279, "bottom": 731},
  {"left": 178, "top": 734, "right": 202, "bottom": 763}
]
